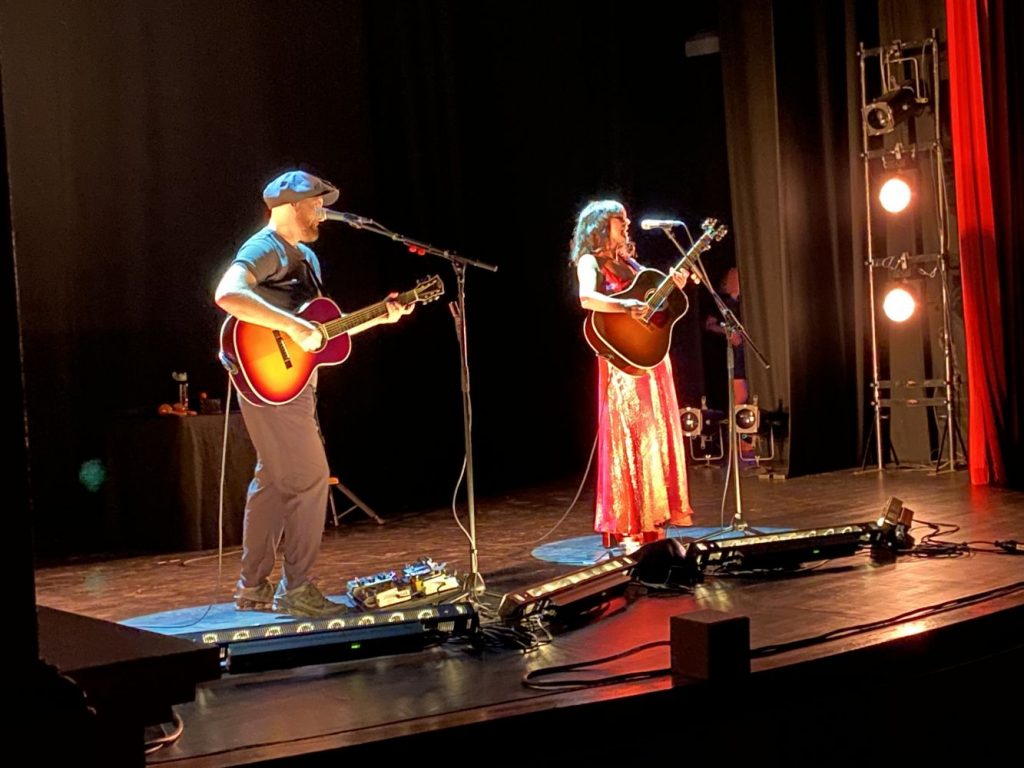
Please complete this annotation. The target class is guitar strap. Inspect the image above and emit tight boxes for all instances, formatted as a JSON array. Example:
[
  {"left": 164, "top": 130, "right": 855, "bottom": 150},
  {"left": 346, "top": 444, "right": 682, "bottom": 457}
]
[
  {"left": 301, "top": 260, "right": 325, "bottom": 392},
  {"left": 302, "top": 259, "right": 325, "bottom": 298}
]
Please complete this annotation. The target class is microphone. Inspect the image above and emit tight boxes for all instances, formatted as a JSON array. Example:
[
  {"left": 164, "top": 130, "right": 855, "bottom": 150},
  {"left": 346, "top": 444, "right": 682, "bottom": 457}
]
[
  {"left": 640, "top": 218, "right": 686, "bottom": 230},
  {"left": 317, "top": 209, "right": 365, "bottom": 228}
]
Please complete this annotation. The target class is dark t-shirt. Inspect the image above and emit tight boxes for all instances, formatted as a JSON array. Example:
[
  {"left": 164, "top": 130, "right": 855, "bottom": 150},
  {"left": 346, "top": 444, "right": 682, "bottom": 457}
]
[{"left": 232, "top": 228, "right": 323, "bottom": 312}]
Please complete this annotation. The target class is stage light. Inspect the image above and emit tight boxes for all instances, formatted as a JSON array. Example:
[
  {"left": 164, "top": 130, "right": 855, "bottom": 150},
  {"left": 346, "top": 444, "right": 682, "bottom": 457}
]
[
  {"left": 734, "top": 402, "right": 760, "bottom": 434},
  {"left": 863, "top": 81, "right": 925, "bottom": 136},
  {"left": 878, "top": 175, "right": 912, "bottom": 213},
  {"left": 497, "top": 555, "right": 636, "bottom": 623},
  {"left": 639, "top": 525, "right": 877, "bottom": 586},
  {"left": 872, "top": 495, "right": 916, "bottom": 554},
  {"left": 686, "top": 398, "right": 726, "bottom": 464},
  {"left": 680, "top": 407, "right": 702, "bottom": 437},
  {"left": 882, "top": 283, "right": 916, "bottom": 322},
  {"left": 180, "top": 603, "right": 478, "bottom": 674},
  {"left": 635, "top": 498, "right": 919, "bottom": 585}
]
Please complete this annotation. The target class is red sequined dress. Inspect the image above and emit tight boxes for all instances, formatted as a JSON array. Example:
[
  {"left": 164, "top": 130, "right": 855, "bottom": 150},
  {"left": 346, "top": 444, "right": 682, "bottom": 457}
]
[{"left": 592, "top": 256, "right": 693, "bottom": 540}]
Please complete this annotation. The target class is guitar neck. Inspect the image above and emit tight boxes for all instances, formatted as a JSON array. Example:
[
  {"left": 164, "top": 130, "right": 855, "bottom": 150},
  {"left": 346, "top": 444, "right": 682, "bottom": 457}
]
[
  {"left": 646, "top": 237, "right": 709, "bottom": 308},
  {"left": 321, "top": 287, "right": 419, "bottom": 339}
]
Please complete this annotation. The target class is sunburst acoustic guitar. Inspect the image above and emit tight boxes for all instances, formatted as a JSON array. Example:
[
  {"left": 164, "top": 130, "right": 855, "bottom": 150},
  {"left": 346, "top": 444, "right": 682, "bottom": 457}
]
[{"left": 220, "top": 274, "right": 444, "bottom": 406}]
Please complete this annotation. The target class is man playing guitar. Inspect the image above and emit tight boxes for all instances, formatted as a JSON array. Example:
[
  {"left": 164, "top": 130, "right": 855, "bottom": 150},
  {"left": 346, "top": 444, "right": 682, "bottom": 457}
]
[{"left": 215, "top": 169, "right": 413, "bottom": 617}]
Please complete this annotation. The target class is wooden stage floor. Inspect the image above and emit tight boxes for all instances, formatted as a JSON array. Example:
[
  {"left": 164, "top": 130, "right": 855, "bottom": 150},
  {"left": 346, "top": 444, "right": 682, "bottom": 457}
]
[{"left": 34, "top": 465, "right": 1024, "bottom": 764}]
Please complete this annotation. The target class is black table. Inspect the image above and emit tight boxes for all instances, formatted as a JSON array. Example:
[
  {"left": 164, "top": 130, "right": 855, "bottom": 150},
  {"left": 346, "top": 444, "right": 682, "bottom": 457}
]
[{"left": 105, "top": 413, "right": 256, "bottom": 553}]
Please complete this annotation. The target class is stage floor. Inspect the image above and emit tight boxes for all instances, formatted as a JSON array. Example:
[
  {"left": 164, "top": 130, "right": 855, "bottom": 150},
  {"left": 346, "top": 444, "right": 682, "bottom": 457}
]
[{"left": 34, "top": 465, "right": 1024, "bottom": 764}]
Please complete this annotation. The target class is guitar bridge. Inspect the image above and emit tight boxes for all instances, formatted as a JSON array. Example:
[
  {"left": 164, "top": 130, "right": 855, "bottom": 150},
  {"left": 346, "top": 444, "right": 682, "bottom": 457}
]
[{"left": 272, "top": 331, "right": 294, "bottom": 369}]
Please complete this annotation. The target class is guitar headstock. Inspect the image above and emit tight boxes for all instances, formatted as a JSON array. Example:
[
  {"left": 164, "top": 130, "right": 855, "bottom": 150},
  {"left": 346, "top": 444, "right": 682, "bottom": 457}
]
[
  {"left": 412, "top": 274, "right": 445, "bottom": 304},
  {"left": 700, "top": 217, "right": 728, "bottom": 238},
  {"left": 699, "top": 218, "right": 729, "bottom": 246}
]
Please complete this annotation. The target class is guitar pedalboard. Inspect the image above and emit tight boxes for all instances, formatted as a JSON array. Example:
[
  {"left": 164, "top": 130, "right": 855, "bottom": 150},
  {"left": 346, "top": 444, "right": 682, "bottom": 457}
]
[{"left": 346, "top": 557, "right": 463, "bottom": 610}]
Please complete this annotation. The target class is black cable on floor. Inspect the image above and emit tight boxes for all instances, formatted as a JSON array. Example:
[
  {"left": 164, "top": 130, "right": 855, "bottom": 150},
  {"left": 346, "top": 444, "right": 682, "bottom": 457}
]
[
  {"left": 522, "top": 640, "right": 670, "bottom": 690},
  {"left": 751, "top": 581, "right": 1024, "bottom": 658}
]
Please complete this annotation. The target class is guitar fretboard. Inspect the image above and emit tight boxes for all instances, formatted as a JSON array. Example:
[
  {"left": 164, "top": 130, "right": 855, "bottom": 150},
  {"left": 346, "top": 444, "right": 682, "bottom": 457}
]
[
  {"left": 645, "top": 234, "right": 712, "bottom": 311},
  {"left": 321, "top": 288, "right": 419, "bottom": 339}
]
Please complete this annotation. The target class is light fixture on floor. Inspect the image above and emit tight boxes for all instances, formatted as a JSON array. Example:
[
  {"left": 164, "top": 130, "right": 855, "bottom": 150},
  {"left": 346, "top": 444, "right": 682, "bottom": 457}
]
[
  {"left": 685, "top": 397, "right": 725, "bottom": 465},
  {"left": 734, "top": 397, "right": 760, "bottom": 434},
  {"left": 635, "top": 496, "right": 917, "bottom": 586},
  {"left": 180, "top": 603, "right": 478, "bottom": 674},
  {"left": 680, "top": 407, "right": 703, "bottom": 437},
  {"left": 497, "top": 555, "right": 637, "bottom": 624},
  {"left": 872, "top": 495, "right": 916, "bottom": 554}
]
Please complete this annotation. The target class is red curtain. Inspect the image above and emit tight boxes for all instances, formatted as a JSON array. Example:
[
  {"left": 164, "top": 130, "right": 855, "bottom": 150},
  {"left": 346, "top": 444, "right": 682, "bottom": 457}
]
[{"left": 945, "top": 0, "right": 1007, "bottom": 484}]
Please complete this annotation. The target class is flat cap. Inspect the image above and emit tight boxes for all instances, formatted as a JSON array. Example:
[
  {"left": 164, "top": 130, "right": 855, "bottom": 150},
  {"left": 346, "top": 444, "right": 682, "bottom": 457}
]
[{"left": 262, "top": 170, "right": 339, "bottom": 208}]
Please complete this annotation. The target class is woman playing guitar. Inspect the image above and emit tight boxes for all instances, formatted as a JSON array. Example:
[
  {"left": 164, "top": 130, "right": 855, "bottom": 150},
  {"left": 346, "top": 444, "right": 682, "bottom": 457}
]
[{"left": 571, "top": 200, "right": 695, "bottom": 548}]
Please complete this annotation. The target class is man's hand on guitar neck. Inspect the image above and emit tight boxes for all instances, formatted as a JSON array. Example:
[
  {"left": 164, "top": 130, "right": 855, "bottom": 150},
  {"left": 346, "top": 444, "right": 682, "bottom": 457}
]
[
  {"left": 381, "top": 292, "right": 416, "bottom": 324},
  {"left": 349, "top": 291, "right": 416, "bottom": 334}
]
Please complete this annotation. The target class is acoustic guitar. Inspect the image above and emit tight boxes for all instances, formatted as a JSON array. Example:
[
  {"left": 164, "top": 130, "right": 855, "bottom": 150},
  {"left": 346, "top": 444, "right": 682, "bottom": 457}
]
[
  {"left": 220, "top": 274, "right": 444, "bottom": 406},
  {"left": 584, "top": 218, "right": 727, "bottom": 376}
]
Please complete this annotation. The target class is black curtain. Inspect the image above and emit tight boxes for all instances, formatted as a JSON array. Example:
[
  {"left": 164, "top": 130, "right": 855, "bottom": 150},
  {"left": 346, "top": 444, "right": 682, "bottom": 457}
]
[
  {"left": 0, "top": 48, "right": 37, "bottom": 675},
  {"left": 1, "top": 0, "right": 733, "bottom": 556},
  {"left": 720, "top": 0, "right": 868, "bottom": 476}
]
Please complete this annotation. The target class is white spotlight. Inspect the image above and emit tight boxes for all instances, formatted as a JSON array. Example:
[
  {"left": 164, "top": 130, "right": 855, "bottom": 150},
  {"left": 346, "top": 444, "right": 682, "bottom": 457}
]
[{"left": 879, "top": 176, "right": 912, "bottom": 213}]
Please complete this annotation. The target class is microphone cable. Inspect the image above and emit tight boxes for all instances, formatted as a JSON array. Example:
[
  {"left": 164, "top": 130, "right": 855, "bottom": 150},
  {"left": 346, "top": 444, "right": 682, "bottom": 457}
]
[{"left": 135, "top": 372, "right": 239, "bottom": 630}]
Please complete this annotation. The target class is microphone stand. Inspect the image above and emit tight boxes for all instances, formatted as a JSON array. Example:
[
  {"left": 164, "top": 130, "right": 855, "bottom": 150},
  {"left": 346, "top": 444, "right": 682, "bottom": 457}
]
[
  {"left": 328, "top": 213, "right": 497, "bottom": 595},
  {"left": 656, "top": 225, "right": 770, "bottom": 534}
]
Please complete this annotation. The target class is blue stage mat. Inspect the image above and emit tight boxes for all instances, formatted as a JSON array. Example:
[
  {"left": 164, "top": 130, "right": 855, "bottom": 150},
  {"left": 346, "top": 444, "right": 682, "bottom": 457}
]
[
  {"left": 123, "top": 527, "right": 790, "bottom": 634},
  {"left": 121, "top": 593, "right": 356, "bottom": 637}
]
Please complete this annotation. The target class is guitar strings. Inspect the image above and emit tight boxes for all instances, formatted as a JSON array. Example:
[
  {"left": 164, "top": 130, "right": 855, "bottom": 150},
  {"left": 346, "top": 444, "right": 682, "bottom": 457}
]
[
  {"left": 322, "top": 286, "right": 424, "bottom": 337},
  {"left": 323, "top": 303, "right": 390, "bottom": 336}
]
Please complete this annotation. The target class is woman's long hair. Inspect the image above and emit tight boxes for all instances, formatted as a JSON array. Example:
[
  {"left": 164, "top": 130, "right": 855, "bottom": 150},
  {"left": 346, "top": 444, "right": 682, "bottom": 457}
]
[{"left": 569, "top": 199, "right": 627, "bottom": 266}]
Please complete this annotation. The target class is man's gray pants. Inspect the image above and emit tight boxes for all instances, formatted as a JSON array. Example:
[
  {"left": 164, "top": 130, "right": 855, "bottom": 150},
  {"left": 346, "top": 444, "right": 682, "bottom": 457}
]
[{"left": 237, "top": 384, "right": 329, "bottom": 591}]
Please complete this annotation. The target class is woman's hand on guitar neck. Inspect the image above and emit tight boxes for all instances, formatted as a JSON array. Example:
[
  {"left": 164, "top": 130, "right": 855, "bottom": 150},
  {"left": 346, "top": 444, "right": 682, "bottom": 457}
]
[{"left": 669, "top": 268, "right": 697, "bottom": 292}]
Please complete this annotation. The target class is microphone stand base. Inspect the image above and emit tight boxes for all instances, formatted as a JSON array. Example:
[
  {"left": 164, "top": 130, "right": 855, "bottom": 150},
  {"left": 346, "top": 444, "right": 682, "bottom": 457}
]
[
  {"left": 464, "top": 570, "right": 487, "bottom": 598},
  {"left": 728, "top": 514, "right": 765, "bottom": 536}
]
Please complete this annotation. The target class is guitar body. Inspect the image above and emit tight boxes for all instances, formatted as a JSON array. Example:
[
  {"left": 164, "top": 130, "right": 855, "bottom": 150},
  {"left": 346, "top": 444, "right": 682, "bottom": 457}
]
[
  {"left": 584, "top": 268, "right": 690, "bottom": 376},
  {"left": 220, "top": 297, "right": 352, "bottom": 406},
  {"left": 219, "top": 274, "right": 446, "bottom": 406}
]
